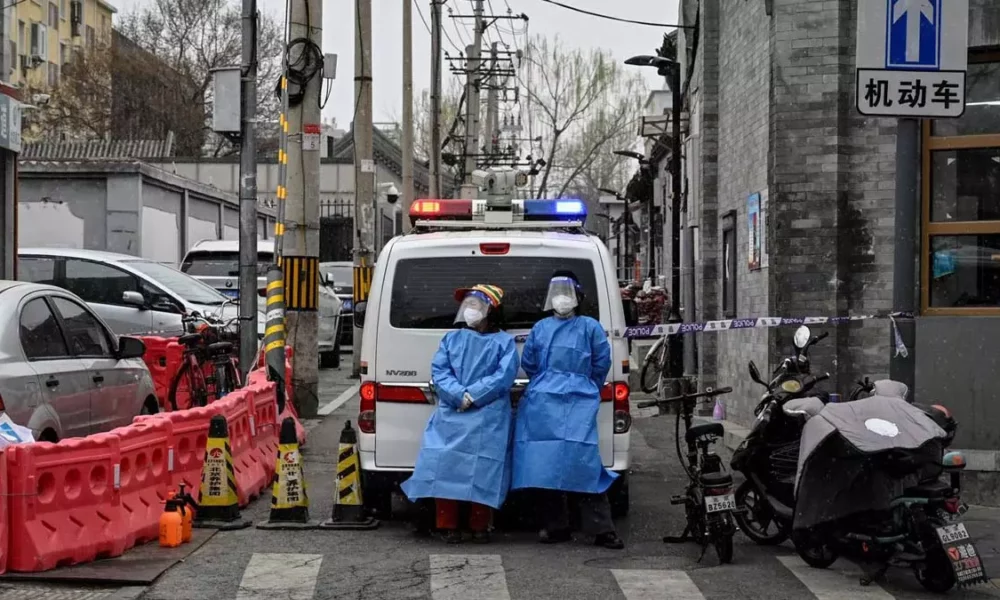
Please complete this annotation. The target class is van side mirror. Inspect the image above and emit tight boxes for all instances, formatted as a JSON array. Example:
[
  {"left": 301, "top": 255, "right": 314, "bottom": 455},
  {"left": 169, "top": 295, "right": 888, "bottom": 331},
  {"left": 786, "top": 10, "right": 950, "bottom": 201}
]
[
  {"left": 354, "top": 301, "right": 367, "bottom": 327},
  {"left": 623, "top": 299, "right": 638, "bottom": 327},
  {"left": 122, "top": 291, "right": 146, "bottom": 308}
]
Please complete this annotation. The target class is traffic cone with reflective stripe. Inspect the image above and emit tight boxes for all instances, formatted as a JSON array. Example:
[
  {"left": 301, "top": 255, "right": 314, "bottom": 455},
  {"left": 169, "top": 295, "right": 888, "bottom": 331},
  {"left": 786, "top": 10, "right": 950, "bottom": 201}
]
[
  {"left": 194, "top": 414, "right": 251, "bottom": 530},
  {"left": 320, "top": 420, "right": 379, "bottom": 530},
  {"left": 258, "top": 417, "right": 318, "bottom": 529}
]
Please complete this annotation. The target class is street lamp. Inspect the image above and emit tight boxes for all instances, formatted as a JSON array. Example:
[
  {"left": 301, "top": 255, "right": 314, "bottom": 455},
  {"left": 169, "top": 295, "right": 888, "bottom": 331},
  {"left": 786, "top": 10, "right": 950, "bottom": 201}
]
[{"left": 625, "top": 53, "right": 686, "bottom": 384}]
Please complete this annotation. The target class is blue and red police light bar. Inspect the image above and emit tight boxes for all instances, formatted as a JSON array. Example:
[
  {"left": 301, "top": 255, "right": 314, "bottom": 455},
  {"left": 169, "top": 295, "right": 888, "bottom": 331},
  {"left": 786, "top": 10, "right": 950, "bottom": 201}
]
[{"left": 409, "top": 198, "right": 588, "bottom": 223}]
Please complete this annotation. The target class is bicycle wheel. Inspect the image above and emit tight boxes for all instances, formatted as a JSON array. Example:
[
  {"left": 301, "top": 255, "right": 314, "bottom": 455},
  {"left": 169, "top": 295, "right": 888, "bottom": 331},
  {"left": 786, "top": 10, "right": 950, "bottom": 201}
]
[
  {"left": 640, "top": 342, "right": 668, "bottom": 394},
  {"left": 169, "top": 360, "right": 210, "bottom": 411},
  {"left": 212, "top": 359, "right": 241, "bottom": 399}
]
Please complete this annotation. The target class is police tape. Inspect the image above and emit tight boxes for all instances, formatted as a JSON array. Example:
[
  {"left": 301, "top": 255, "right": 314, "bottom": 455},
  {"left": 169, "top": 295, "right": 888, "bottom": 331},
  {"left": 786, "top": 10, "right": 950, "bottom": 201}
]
[{"left": 621, "top": 311, "right": 915, "bottom": 339}]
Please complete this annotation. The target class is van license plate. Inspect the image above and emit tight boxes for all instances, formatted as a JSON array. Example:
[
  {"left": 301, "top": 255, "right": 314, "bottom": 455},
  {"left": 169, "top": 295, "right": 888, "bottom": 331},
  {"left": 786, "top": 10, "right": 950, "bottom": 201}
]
[
  {"left": 705, "top": 494, "right": 736, "bottom": 513},
  {"left": 937, "top": 523, "right": 970, "bottom": 544}
]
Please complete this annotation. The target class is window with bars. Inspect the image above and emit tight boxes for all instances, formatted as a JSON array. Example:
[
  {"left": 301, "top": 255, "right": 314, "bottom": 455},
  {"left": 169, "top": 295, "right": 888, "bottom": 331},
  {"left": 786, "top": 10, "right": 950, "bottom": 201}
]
[{"left": 921, "top": 54, "right": 1000, "bottom": 315}]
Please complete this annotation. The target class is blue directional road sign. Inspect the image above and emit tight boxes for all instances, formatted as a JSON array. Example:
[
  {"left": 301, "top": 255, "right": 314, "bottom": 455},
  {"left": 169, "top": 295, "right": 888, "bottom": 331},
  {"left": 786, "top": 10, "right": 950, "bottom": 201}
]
[{"left": 886, "top": 0, "right": 941, "bottom": 70}]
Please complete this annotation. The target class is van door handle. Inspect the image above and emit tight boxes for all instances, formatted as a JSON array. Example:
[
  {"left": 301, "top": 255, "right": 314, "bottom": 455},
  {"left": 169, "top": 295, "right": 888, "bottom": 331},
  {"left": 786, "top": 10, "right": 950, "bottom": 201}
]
[
  {"left": 46, "top": 378, "right": 59, "bottom": 388},
  {"left": 93, "top": 374, "right": 104, "bottom": 384}
]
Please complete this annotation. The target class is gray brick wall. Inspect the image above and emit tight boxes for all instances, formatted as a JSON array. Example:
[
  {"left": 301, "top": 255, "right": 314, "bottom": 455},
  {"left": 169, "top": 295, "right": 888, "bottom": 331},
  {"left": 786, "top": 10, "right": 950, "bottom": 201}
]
[{"left": 713, "top": 0, "right": 771, "bottom": 424}]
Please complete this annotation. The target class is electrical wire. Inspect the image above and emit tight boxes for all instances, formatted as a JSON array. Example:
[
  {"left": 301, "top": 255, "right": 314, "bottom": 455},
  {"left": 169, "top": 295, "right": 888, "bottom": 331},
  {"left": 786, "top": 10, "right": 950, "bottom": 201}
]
[
  {"left": 414, "top": 0, "right": 432, "bottom": 34},
  {"left": 537, "top": 0, "right": 695, "bottom": 28}
]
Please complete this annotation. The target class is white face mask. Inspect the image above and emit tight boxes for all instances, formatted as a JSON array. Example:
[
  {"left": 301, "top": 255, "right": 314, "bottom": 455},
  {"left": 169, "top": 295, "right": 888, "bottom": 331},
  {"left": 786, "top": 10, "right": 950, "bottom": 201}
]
[
  {"left": 551, "top": 295, "right": 576, "bottom": 316},
  {"left": 463, "top": 308, "right": 485, "bottom": 326}
]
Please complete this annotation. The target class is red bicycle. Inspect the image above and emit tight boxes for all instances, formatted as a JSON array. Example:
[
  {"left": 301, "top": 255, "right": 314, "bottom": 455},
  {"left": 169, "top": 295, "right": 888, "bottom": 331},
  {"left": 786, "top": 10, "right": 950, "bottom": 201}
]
[{"left": 168, "top": 313, "right": 242, "bottom": 411}]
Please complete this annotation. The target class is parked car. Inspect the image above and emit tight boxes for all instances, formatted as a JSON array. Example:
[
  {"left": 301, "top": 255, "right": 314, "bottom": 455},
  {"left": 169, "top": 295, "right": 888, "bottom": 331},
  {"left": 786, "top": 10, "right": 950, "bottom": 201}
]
[
  {"left": 17, "top": 248, "right": 265, "bottom": 340},
  {"left": 180, "top": 239, "right": 343, "bottom": 368},
  {"left": 320, "top": 261, "right": 355, "bottom": 347},
  {"left": 0, "top": 280, "right": 158, "bottom": 442}
]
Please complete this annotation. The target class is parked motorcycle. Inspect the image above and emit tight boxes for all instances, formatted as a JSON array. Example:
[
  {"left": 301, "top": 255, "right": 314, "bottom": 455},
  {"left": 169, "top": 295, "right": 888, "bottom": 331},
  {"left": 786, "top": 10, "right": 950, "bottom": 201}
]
[
  {"left": 637, "top": 386, "right": 737, "bottom": 564},
  {"left": 730, "top": 325, "right": 831, "bottom": 545},
  {"left": 791, "top": 394, "right": 986, "bottom": 592}
]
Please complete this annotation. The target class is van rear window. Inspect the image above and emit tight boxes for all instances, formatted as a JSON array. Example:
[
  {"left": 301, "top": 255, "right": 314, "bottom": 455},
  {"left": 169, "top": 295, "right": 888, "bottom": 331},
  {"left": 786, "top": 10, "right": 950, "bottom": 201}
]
[
  {"left": 390, "top": 257, "right": 601, "bottom": 330},
  {"left": 180, "top": 252, "right": 274, "bottom": 277}
]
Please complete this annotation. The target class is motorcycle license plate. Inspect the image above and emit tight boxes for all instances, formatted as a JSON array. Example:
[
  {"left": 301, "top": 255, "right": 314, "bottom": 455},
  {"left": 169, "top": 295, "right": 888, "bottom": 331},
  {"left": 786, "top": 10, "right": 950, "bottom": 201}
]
[
  {"left": 705, "top": 493, "right": 736, "bottom": 513},
  {"left": 936, "top": 523, "right": 970, "bottom": 544}
]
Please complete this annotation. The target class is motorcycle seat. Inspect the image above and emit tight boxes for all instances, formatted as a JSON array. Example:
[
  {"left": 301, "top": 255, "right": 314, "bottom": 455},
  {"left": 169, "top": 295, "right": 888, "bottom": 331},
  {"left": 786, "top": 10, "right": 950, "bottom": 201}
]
[
  {"left": 700, "top": 471, "right": 733, "bottom": 488},
  {"left": 686, "top": 422, "right": 724, "bottom": 444},
  {"left": 903, "top": 479, "right": 952, "bottom": 499}
]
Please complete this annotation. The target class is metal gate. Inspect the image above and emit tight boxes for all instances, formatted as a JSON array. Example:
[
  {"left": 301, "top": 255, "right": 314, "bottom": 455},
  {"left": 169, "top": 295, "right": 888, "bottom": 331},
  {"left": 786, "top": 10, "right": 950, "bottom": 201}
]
[{"left": 320, "top": 197, "right": 353, "bottom": 262}]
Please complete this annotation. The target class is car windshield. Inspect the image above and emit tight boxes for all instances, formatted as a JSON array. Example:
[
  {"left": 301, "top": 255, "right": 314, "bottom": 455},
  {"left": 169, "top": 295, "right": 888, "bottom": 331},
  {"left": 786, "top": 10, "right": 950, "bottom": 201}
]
[
  {"left": 125, "top": 260, "right": 231, "bottom": 305},
  {"left": 389, "top": 256, "right": 601, "bottom": 330},
  {"left": 180, "top": 251, "right": 275, "bottom": 277},
  {"left": 321, "top": 265, "right": 354, "bottom": 288}
]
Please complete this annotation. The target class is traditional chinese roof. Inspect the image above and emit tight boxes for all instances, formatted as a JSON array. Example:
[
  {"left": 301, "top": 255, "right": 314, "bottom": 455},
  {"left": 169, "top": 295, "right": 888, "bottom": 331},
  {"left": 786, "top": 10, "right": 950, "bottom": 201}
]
[{"left": 21, "top": 134, "right": 175, "bottom": 160}]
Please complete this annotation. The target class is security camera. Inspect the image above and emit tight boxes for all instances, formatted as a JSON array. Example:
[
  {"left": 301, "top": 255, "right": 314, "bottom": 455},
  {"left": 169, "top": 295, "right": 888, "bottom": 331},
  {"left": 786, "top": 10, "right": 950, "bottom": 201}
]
[
  {"left": 385, "top": 183, "right": 399, "bottom": 204},
  {"left": 31, "top": 93, "right": 51, "bottom": 106}
]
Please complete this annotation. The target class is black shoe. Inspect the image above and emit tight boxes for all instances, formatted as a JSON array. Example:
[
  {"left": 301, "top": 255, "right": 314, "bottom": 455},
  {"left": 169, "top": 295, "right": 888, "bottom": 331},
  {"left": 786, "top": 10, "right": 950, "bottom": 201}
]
[
  {"left": 594, "top": 532, "right": 625, "bottom": 550},
  {"left": 471, "top": 531, "right": 491, "bottom": 544},
  {"left": 441, "top": 530, "right": 463, "bottom": 544},
  {"left": 538, "top": 528, "right": 572, "bottom": 544}
]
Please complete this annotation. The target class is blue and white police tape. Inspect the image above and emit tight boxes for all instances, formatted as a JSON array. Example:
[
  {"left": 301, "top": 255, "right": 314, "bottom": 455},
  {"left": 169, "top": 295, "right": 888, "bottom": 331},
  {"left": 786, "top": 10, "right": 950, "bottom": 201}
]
[{"left": 621, "top": 310, "right": 915, "bottom": 340}]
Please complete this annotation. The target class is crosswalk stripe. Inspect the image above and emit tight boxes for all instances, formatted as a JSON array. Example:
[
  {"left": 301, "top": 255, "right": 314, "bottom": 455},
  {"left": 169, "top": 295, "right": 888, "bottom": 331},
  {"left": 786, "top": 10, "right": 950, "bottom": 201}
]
[
  {"left": 429, "top": 554, "right": 512, "bottom": 600},
  {"left": 612, "top": 569, "right": 706, "bottom": 599},
  {"left": 777, "top": 556, "right": 894, "bottom": 600},
  {"left": 236, "top": 553, "right": 323, "bottom": 600}
]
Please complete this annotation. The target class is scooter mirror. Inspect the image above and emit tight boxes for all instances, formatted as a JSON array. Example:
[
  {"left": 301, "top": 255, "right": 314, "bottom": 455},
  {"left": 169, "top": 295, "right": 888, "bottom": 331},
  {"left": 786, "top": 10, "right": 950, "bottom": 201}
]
[
  {"left": 793, "top": 325, "right": 811, "bottom": 350},
  {"left": 748, "top": 360, "right": 767, "bottom": 387}
]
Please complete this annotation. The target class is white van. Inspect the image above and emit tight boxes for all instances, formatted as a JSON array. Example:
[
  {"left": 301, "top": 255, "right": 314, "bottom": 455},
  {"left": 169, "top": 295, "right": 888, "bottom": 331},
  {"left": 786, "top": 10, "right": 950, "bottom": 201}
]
[{"left": 354, "top": 197, "right": 633, "bottom": 518}]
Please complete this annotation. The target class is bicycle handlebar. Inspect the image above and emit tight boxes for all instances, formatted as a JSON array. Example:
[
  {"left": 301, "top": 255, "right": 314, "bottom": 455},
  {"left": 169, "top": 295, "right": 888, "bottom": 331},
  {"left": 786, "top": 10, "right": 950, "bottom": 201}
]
[{"left": 636, "top": 386, "right": 733, "bottom": 409}]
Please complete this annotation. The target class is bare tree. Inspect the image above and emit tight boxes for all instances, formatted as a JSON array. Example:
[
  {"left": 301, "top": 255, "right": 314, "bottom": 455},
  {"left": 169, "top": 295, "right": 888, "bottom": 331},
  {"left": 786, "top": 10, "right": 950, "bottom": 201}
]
[
  {"left": 520, "top": 35, "right": 646, "bottom": 199},
  {"left": 117, "top": 0, "right": 284, "bottom": 156}
]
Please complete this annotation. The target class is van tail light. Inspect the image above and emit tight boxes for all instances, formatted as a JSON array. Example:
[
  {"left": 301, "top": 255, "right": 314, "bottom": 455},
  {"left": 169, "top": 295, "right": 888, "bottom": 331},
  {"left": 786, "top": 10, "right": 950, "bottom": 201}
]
[
  {"left": 357, "top": 382, "right": 430, "bottom": 434},
  {"left": 479, "top": 243, "right": 510, "bottom": 255},
  {"left": 602, "top": 382, "right": 631, "bottom": 434},
  {"left": 358, "top": 382, "right": 376, "bottom": 433}
]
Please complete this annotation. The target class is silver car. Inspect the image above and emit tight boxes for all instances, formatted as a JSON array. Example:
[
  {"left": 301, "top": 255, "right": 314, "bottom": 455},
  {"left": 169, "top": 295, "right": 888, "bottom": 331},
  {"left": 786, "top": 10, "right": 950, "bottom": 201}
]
[
  {"left": 0, "top": 281, "right": 157, "bottom": 442},
  {"left": 180, "top": 239, "right": 343, "bottom": 368},
  {"left": 18, "top": 248, "right": 266, "bottom": 339}
]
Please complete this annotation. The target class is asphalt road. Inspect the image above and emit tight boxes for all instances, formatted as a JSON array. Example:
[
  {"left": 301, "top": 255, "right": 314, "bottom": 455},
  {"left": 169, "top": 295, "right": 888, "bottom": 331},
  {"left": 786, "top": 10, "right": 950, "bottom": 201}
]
[{"left": 5, "top": 362, "right": 1000, "bottom": 600}]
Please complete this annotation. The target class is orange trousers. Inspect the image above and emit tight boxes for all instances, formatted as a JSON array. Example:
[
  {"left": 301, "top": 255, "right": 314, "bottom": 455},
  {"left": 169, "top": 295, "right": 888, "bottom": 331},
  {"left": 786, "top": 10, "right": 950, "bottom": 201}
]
[{"left": 435, "top": 499, "right": 492, "bottom": 532}]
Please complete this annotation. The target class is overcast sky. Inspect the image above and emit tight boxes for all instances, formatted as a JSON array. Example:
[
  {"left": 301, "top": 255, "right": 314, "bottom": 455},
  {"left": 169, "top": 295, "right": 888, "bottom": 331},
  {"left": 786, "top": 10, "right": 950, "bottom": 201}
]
[{"left": 115, "top": 0, "right": 679, "bottom": 126}]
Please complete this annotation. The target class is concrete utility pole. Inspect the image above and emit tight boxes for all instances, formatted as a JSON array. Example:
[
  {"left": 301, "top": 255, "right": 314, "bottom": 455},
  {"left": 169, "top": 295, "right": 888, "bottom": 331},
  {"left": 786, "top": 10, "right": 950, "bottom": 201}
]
[
  {"left": 460, "top": 0, "right": 484, "bottom": 198},
  {"left": 237, "top": 0, "right": 259, "bottom": 382},
  {"left": 352, "top": 0, "right": 376, "bottom": 376},
  {"left": 429, "top": 0, "right": 443, "bottom": 198},
  {"left": 401, "top": 0, "right": 415, "bottom": 233},
  {"left": 283, "top": 0, "right": 323, "bottom": 416},
  {"left": 890, "top": 118, "right": 919, "bottom": 397},
  {"left": 484, "top": 42, "right": 499, "bottom": 159}
]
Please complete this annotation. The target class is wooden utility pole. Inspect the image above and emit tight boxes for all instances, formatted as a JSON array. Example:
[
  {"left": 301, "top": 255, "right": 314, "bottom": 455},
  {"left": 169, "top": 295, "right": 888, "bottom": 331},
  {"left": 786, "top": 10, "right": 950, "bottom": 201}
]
[
  {"left": 283, "top": 0, "right": 323, "bottom": 415},
  {"left": 459, "top": 0, "right": 484, "bottom": 198},
  {"left": 351, "top": 0, "right": 375, "bottom": 376},
  {"left": 484, "top": 42, "right": 498, "bottom": 160},
  {"left": 401, "top": 0, "right": 415, "bottom": 232}
]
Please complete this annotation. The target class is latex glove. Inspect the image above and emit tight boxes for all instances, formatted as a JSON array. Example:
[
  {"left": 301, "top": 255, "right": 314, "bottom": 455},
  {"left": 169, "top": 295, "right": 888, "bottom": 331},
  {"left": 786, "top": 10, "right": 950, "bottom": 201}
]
[{"left": 459, "top": 392, "right": 475, "bottom": 412}]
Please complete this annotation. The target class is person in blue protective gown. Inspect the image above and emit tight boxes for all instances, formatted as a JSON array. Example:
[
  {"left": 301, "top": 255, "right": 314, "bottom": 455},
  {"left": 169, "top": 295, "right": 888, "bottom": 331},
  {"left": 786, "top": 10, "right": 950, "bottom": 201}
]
[
  {"left": 511, "top": 272, "right": 625, "bottom": 549},
  {"left": 401, "top": 284, "right": 520, "bottom": 544}
]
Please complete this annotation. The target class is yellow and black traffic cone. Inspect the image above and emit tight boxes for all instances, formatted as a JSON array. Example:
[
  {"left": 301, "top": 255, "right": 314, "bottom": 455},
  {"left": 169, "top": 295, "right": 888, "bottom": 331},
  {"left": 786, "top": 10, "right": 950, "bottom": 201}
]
[
  {"left": 320, "top": 420, "right": 379, "bottom": 530},
  {"left": 193, "top": 414, "right": 252, "bottom": 530},
  {"left": 258, "top": 417, "right": 318, "bottom": 529}
]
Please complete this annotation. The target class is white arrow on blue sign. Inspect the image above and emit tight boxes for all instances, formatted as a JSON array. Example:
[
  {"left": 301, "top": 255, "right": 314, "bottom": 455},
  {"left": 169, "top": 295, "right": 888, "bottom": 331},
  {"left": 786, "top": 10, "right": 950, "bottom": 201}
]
[{"left": 855, "top": 0, "right": 969, "bottom": 118}]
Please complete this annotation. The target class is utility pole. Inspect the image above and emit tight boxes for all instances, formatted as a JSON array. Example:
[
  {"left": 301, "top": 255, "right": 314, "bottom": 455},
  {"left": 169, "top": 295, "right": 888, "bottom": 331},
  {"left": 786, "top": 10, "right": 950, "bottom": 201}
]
[
  {"left": 352, "top": 0, "right": 376, "bottom": 376},
  {"left": 667, "top": 63, "right": 685, "bottom": 382},
  {"left": 237, "top": 0, "right": 258, "bottom": 382},
  {"left": 484, "top": 42, "right": 498, "bottom": 162},
  {"left": 890, "top": 118, "right": 918, "bottom": 397},
  {"left": 283, "top": 0, "right": 323, "bottom": 416},
  {"left": 401, "top": 0, "right": 415, "bottom": 233},
  {"left": 459, "top": 0, "right": 484, "bottom": 198},
  {"left": 429, "top": 0, "right": 443, "bottom": 199}
]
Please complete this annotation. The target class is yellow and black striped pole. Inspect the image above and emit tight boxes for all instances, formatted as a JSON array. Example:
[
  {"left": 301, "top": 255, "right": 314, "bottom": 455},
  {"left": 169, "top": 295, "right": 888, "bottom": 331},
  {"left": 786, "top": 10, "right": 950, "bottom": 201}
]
[
  {"left": 193, "top": 415, "right": 251, "bottom": 530},
  {"left": 264, "top": 265, "right": 287, "bottom": 413},
  {"left": 282, "top": 256, "right": 320, "bottom": 311},
  {"left": 257, "top": 417, "right": 317, "bottom": 530},
  {"left": 274, "top": 75, "right": 290, "bottom": 263},
  {"left": 320, "top": 420, "right": 379, "bottom": 530}
]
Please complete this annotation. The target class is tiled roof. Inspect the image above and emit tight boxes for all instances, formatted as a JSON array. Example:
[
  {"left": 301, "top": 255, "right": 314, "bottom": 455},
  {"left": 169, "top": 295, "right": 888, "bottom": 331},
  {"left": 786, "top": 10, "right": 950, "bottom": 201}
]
[{"left": 21, "top": 135, "right": 175, "bottom": 160}]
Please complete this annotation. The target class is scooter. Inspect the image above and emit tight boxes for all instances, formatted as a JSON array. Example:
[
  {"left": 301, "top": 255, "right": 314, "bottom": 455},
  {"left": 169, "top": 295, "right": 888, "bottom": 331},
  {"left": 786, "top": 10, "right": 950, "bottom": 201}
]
[{"left": 638, "top": 386, "right": 738, "bottom": 564}]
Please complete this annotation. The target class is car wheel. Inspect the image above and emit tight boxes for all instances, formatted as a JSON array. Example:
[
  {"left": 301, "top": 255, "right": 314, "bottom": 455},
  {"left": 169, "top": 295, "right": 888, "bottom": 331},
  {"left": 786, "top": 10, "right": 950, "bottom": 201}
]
[
  {"left": 141, "top": 397, "right": 159, "bottom": 415},
  {"left": 610, "top": 473, "right": 630, "bottom": 517}
]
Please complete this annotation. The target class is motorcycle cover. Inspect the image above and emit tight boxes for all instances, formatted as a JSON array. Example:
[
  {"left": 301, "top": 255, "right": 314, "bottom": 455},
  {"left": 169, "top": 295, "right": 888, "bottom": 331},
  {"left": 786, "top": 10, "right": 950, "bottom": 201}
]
[{"left": 793, "top": 395, "right": 947, "bottom": 531}]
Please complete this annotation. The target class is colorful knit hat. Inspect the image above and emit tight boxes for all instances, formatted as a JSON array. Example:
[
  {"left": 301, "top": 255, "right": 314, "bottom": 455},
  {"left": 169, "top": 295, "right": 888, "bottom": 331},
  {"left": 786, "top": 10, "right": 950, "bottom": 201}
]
[{"left": 453, "top": 284, "right": 505, "bottom": 308}]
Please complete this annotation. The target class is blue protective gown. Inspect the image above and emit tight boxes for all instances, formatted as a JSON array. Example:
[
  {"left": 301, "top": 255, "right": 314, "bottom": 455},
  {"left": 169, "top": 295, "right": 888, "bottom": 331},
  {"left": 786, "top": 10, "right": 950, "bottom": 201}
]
[
  {"left": 511, "top": 314, "right": 618, "bottom": 494},
  {"left": 401, "top": 328, "right": 520, "bottom": 509}
]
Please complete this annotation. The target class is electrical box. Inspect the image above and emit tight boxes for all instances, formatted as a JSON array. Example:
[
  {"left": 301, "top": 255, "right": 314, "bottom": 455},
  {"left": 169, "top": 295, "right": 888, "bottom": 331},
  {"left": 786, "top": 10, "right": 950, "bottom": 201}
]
[
  {"left": 323, "top": 54, "right": 338, "bottom": 80},
  {"left": 210, "top": 66, "right": 241, "bottom": 134}
]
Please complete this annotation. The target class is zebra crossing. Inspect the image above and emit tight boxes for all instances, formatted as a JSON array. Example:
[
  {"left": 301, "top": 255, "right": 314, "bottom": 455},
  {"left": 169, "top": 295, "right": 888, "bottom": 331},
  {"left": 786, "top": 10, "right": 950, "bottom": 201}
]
[{"left": 228, "top": 550, "right": 1000, "bottom": 600}]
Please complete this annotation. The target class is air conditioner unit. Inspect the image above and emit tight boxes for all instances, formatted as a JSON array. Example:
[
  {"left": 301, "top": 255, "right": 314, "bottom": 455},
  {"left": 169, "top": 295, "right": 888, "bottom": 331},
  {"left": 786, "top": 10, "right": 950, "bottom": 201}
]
[{"left": 19, "top": 55, "right": 29, "bottom": 72}]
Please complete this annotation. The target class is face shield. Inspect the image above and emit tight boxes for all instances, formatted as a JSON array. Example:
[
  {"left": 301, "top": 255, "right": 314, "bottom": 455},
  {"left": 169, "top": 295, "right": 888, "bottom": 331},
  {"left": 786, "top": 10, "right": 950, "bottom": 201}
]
[
  {"left": 543, "top": 277, "right": 579, "bottom": 316},
  {"left": 455, "top": 292, "right": 491, "bottom": 327}
]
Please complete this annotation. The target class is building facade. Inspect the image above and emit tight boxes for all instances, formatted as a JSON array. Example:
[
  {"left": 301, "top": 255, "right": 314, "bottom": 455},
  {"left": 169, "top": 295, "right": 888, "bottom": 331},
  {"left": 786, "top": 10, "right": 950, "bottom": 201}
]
[{"left": 672, "top": 0, "right": 1000, "bottom": 500}]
